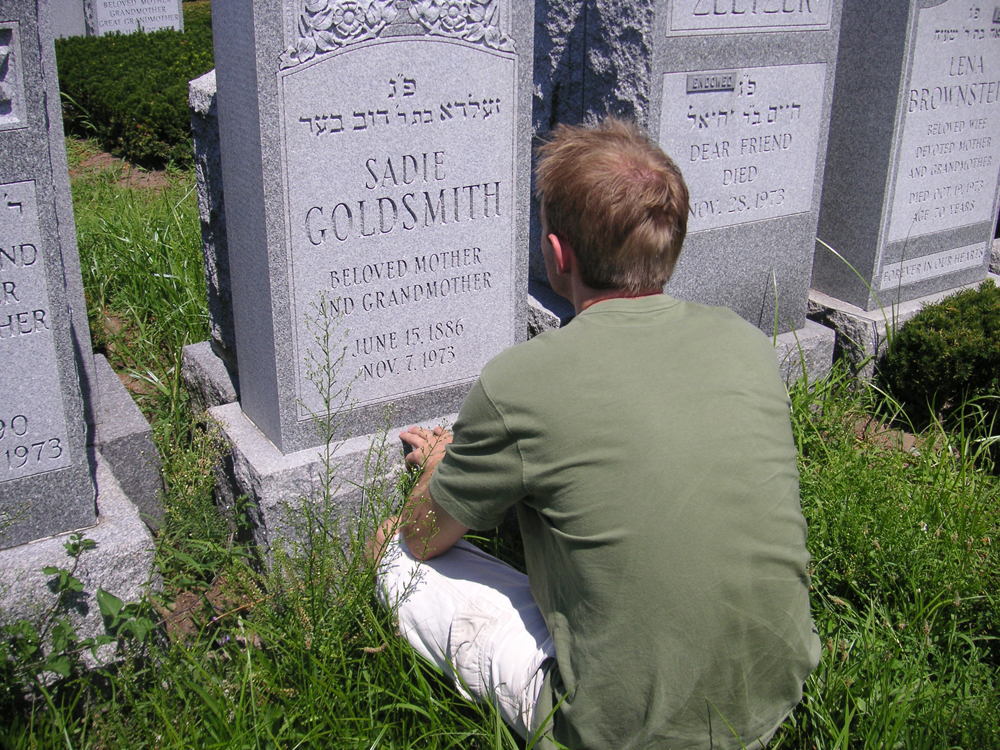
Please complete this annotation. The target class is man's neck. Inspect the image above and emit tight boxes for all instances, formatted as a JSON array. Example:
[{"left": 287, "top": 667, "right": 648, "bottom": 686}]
[{"left": 575, "top": 287, "right": 663, "bottom": 314}]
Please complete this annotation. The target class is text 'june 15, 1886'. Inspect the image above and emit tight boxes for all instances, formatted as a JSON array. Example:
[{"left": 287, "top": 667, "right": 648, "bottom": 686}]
[{"left": 279, "top": 39, "right": 518, "bottom": 417}]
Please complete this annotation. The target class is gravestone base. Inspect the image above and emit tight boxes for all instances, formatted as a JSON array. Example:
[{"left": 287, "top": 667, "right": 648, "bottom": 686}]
[
  {"left": 0, "top": 452, "right": 157, "bottom": 665},
  {"left": 808, "top": 273, "right": 1000, "bottom": 379},
  {"left": 773, "top": 321, "right": 836, "bottom": 387},
  {"left": 527, "top": 281, "right": 575, "bottom": 338},
  {"left": 182, "top": 340, "right": 240, "bottom": 413},
  {"left": 210, "top": 402, "right": 458, "bottom": 563},
  {"left": 94, "top": 355, "right": 164, "bottom": 530}
]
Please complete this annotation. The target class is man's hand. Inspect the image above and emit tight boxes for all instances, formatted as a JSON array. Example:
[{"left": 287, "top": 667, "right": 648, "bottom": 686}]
[
  {"left": 399, "top": 425, "right": 453, "bottom": 471},
  {"left": 388, "top": 424, "right": 467, "bottom": 561}
]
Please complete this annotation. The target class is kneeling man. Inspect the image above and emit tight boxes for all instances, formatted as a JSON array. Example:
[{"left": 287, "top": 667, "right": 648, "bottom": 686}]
[{"left": 371, "top": 119, "right": 820, "bottom": 749}]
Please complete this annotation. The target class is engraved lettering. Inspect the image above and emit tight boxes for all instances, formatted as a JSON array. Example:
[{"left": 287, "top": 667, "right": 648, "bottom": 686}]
[
  {"left": 424, "top": 189, "right": 447, "bottom": 226},
  {"left": 306, "top": 206, "right": 326, "bottom": 245},
  {"left": 661, "top": 63, "right": 826, "bottom": 233},
  {"left": 1, "top": 281, "right": 18, "bottom": 303},
  {"left": 332, "top": 203, "right": 352, "bottom": 241},
  {"left": 889, "top": 1, "right": 1000, "bottom": 241},
  {"left": 672, "top": 0, "right": 828, "bottom": 33},
  {"left": 378, "top": 197, "right": 397, "bottom": 233}
]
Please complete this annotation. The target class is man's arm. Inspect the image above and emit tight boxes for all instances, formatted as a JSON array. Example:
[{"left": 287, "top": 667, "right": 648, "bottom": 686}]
[{"left": 368, "top": 426, "right": 469, "bottom": 563}]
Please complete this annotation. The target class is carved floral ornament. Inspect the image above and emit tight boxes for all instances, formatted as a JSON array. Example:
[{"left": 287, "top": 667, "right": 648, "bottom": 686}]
[{"left": 280, "top": 0, "right": 515, "bottom": 68}]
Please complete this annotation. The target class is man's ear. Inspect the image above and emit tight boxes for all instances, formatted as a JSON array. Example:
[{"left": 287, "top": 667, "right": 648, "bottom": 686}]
[{"left": 548, "top": 233, "right": 573, "bottom": 275}]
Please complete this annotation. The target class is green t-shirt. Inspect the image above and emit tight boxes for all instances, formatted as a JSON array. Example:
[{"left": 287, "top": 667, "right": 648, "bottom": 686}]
[{"left": 430, "top": 295, "right": 820, "bottom": 749}]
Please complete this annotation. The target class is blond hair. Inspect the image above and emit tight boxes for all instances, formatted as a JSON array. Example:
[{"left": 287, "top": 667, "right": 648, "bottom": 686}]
[{"left": 535, "top": 119, "right": 689, "bottom": 292}]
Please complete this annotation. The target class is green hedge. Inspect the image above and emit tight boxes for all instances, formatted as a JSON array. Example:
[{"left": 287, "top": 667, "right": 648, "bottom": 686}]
[
  {"left": 879, "top": 279, "right": 1000, "bottom": 431},
  {"left": 54, "top": 2, "right": 214, "bottom": 167}
]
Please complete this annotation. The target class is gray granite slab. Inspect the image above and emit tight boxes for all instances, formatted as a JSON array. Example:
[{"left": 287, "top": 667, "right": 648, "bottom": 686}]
[
  {"left": 189, "top": 70, "right": 237, "bottom": 372},
  {"left": 814, "top": 0, "right": 1000, "bottom": 311},
  {"left": 808, "top": 273, "right": 1000, "bottom": 377},
  {"left": 182, "top": 340, "right": 241, "bottom": 412},
  {"left": 0, "top": 452, "right": 155, "bottom": 665},
  {"left": 211, "top": 400, "right": 458, "bottom": 560},
  {"left": 532, "top": 0, "right": 843, "bottom": 334},
  {"left": 50, "top": 0, "right": 88, "bottom": 38},
  {"left": 94, "top": 354, "right": 163, "bottom": 530},
  {"left": 0, "top": 1, "right": 96, "bottom": 549},
  {"left": 214, "top": 0, "right": 533, "bottom": 453},
  {"left": 85, "top": 0, "right": 183, "bottom": 35},
  {"left": 773, "top": 318, "right": 835, "bottom": 386}
]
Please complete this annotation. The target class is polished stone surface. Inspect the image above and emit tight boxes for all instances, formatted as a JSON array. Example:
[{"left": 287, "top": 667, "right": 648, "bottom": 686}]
[
  {"left": 0, "top": 1, "right": 96, "bottom": 549},
  {"left": 814, "top": 0, "right": 1000, "bottom": 311},
  {"left": 86, "top": 0, "right": 183, "bottom": 36},
  {"left": 213, "top": 0, "right": 533, "bottom": 453}
]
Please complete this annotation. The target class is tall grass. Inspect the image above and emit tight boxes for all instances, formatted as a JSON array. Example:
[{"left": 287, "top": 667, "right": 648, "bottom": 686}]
[
  {"left": 68, "top": 138, "right": 207, "bottom": 424},
  {"left": 66, "top": 138, "right": 230, "bottom": 592},
  {"left": 2, "top": 139, "right": 997, "bottom": 748},
  {"left": 773, "top": 366, "right": 1000, "bottom": 748}
]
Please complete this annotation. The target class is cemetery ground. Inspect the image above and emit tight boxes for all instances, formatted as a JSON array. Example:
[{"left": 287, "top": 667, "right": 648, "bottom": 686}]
[{"left": 0, "top": 136, "right": 998, "bottom": 749}]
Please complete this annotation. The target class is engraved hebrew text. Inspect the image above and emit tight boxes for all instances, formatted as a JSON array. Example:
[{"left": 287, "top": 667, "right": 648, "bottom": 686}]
[
  {"left": 279, "top": 41, "right": 517, "bottom": 418},
  {"left": 659, "top": 63, "right": 827, "bottom": 233},
  {"left": 889, "top": 0, "right": 1000, "bottom": 242}
]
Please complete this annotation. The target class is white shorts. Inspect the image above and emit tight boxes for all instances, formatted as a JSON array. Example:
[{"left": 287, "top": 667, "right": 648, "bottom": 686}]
[{"left": 376, "top": 532, "right": 555, "bottom": 738}]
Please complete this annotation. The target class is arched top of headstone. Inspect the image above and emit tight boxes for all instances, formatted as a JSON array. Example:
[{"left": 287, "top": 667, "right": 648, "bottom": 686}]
[{"left": 280, "top": 0, "right": 515, "bottom": 69}]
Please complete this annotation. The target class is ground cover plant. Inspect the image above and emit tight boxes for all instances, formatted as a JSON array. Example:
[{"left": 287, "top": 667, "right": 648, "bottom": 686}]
[
  {"left": 878, "top": 280, "right": 1000, "bottom": 443},
  {"left": 54, "top": 1, "right": 214, "bottom": 167},
  {"left": 2, "top": 141, "right": 999, "bottom": 747}
]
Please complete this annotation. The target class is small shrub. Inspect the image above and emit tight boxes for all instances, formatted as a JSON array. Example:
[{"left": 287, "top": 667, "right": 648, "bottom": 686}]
[
  {"left": 878, "top": 279, "right": 1000, "bottom": 431},
  {"left": 54, "top": 2, "right": 214, "bottom": 167}
]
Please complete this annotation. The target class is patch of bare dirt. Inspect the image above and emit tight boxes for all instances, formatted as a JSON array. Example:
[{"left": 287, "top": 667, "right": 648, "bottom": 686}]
[
  {"left": 93, "top": 313, "right": 158, "bottom": 395},
  {"left": 101, "top": 312, "right": 124, "bottom": 336},
  {"left": 155, "top": 578, "right": 238, "bottom": 642},
  {"left": 69, "top": 150, "right": 173, "bottom": 190},
  {"left": 853, "top": 418, "right": 920, "bottom": 453},
  {"left": 117, "top": 370, "right": 157, "bottom": 396}
]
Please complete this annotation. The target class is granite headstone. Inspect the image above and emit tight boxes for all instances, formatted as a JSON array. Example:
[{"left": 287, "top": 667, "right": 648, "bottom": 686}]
[
  {"left": 0, "top": 0, "right": 96, "bottom": 549},
  {"left": 814, "top": 0, "right": 1000, "bottom": 310},
  {"left": 534, "top": 0, "right": 843, "bottom": 334},
  {"left": 213, "top": 0, "right": 532, "bottom": 454},
  {"left": 189, "top": 70, "right": 238, "bottom": 376},
  {"left": 51, "top": 0, "right": 88, "bottom": 38},
  {"left": 86, "top": 0, "right": 184, "bottom": 35}
]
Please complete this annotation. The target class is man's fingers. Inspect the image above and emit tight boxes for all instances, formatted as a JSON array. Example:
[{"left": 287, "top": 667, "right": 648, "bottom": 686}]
[
  {"left": 399, "top": 427, "right": 430, "bottom": 448},
  {"left": 400, "top": 427, "right": 432, "bottom": 468},
  {"left": 398, "top": 429, "right": 418, "bottom": 445},
  {"left": 366, "top": 514, "right": 402, "bottom": 565},
  {"left": 431, "top": 425, "right": 453, "bottom": 442},
  {"left": 399, "top": 426, "right": 451, "bottom": 468}
]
